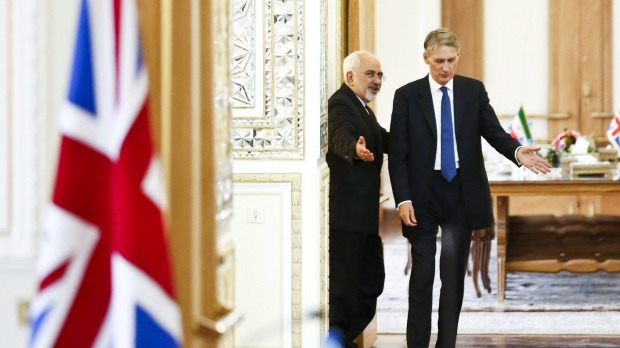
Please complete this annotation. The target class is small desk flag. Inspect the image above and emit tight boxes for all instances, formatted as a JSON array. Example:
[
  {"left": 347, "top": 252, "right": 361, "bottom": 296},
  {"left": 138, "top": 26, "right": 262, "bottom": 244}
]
[
  {"left": 606, "top": 108, "right": 620, "bottom": 149},
  {"left": 508, "top": 106, "right": 533, "bottom": 145}
]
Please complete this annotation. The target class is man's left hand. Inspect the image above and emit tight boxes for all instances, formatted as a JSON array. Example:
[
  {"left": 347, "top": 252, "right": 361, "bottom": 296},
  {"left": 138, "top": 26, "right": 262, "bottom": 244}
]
[
  {"left": 356, "top": 136, "right": 375, "bottom": 162},
  {"left": 517, "top": 146, "right": 552, "bottom": 174}
]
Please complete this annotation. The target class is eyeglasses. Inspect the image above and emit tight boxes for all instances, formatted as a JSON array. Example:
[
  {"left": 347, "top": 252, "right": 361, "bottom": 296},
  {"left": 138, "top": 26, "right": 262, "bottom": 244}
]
[{"left": 356, "top": 71, "right": 386, "bottom": 81}]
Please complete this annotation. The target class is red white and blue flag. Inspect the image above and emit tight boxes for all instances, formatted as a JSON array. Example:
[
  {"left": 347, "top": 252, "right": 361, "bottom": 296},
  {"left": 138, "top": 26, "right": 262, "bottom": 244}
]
[
  {"left": 607, "top": 107, "right": 620, "bottom": 149},
  {"left": 29, "top": 0, "right": 182, "bottom": 347},
  {"left": 508, "top": 106, "right": 533, "bottom": 145}
]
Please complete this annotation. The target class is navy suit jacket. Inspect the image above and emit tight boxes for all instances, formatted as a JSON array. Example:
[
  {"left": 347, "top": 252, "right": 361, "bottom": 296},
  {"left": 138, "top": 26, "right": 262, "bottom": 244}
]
[
  {"left": 327, "top": 83, "right": 390, "bottom": 234},
  {"left": 388, "top": 75, "right": 521, "bottom": 230}
]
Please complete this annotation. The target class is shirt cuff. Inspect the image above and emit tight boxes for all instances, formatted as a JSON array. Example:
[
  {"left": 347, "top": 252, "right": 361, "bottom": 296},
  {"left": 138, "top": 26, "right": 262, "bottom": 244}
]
[
  {"left": 514, "top": 146, "right": 523, "bottom": 166},
  {"left": 397, "top": 200, "right": 412, "bottom": 209}
]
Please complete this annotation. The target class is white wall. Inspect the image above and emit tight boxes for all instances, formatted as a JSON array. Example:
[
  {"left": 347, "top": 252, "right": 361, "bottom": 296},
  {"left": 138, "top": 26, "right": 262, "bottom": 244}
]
[
  {"left": 0, "top": 272, "right": 36, "bottom": 347},
  {"left": 232, "top": 184, "right": 291, "bottom": 348},
  {"left": 374, "top": 0, "right": 441, "bottom": 130},
  {"left": 484, "top": 0, "right": 549, "bottom": 115},
  {"left": 0, "top": 1, "right": 78, "bottom": 346},
  {"left": 484, "top": 0, "right": 549, "bottom": 142}
]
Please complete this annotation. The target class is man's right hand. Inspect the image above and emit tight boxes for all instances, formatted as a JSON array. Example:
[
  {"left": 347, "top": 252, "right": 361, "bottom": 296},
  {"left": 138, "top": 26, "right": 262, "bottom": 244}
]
[
  {"left": 356, "top": 136, "right": 374, "bottom": 162},
  {"left": 398, "top": 202, "right": 417, "bottom": 227}
]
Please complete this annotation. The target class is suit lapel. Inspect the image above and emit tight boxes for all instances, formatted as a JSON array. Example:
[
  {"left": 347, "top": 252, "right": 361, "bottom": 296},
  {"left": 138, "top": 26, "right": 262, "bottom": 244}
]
[
  {"left": 452, "top": 76, "right": 465, "bottom": 134},
  {"left": 418, "top": 76, "right": 437, "bottom": 143},
  {"left": 359, "top": 104, "right": 381, "bottom": 168},
  {"left": 349, "top": 92, "right": 377, "bottom": 147},
  {"left": 364, "top": 105, "right": 383, "bottom": 162},
  {"left": 340, "top": 84, "right": 381, "bottom": 166}
]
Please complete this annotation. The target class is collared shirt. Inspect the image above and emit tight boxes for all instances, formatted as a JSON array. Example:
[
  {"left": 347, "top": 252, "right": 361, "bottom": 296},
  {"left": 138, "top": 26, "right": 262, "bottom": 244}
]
[
  {"left": 353, "top": 96, "right": 369, "bottom": 160},
  {"left": 356, "top": 96, "right": 369, "bottom": 112},
  {"left": 429, "top": 75, "right": 459, "bottom": 171},
  {"left": 396, "top": 77, "right": 523, "bottom": 209}
]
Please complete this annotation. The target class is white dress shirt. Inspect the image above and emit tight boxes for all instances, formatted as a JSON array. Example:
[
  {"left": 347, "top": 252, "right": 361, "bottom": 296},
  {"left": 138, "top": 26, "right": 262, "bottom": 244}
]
[{"left": 429, "top": 76, "right": 460, "bottom": 171}]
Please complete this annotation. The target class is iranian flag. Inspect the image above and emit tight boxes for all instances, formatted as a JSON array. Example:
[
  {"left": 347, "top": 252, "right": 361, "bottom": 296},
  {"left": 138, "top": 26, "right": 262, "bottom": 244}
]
[{"left": 508, "top": 106, "right": 533, "bottom": 145}]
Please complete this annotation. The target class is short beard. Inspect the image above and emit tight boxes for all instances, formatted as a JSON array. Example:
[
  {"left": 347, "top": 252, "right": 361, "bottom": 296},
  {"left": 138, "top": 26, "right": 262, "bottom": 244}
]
[{"left": 365, "top": 90, "right": 377, "bottom": 102}]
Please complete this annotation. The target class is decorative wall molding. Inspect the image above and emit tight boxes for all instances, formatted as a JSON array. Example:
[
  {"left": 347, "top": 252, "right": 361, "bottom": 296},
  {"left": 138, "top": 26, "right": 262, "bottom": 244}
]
[
  {"left": 318, "top": 164, "right": 330, "bottom": 337},
  {"left": 0, "top": 0, "right": 11, "bottom": 238},
  {"left": 232, "top": 0, "right": 305, "bottom": 159},
  {"left": 0, "top": 0, "right": 44, "bottom": 265},
  {"left": 319, "top": 0, "right": 328, "bottom": 157},
  {"left": 213, "top": 0, "right": 234, "bottom": 226},
  {"left": 232, "top": 173, "right": 302, "bottom": 347},
  {"left": 231, "top": 0, "right": 257, "bottom": 109}
]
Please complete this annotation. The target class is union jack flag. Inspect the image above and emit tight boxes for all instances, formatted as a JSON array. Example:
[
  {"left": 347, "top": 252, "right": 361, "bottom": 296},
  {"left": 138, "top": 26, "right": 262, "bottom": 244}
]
[
  {"left": 29, "top": 0, "right": 182, "bottom": 347},
  {"left": 607, "top": 108, "right": 620, "bottom": 150}
]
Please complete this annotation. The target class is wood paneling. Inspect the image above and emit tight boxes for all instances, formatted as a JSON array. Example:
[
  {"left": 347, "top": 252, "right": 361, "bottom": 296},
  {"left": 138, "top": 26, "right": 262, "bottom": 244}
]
[
  {"left": 137, "top": 1, "right": 235, "bottom": 346},
  {"left": 580, "top": 0, "right": 613, "bottom": 137},
  {"left": 549, "top": 0, "right": 612, "bottom": 137},
  {"left": 441, "top": 0, "right": 484, "bottom": 81},
  {"left": 347, "top": 0, "right": 375, "bottom": 53},
  {"left": 507, "top": 214, "right": 620, "bottom": 273},
  {"left": 136, "top": 0, "right": 162, "bottom": 151}
]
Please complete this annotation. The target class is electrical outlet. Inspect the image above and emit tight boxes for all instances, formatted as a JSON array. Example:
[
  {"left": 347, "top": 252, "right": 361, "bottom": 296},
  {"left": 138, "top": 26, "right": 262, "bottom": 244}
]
[
  {"left": 17, "top": 300, "right": 30, "bottom": 325},
  {"left": 246, "top": 206, "right": 264, "bottom": 223}
]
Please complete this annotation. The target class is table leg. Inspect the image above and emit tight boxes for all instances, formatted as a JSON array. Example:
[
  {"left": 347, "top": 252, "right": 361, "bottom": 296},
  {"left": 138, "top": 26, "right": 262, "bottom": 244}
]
[
  {"left": 481, "top": 228, "right": 493, "bottom": 293},
  {"left": 471, "top": 230, "right": 482, "bottom": 298},
  {"left": 404, "top": 240, "right": 412, "bottom": 275},
  {"left": 496, "top": 196, "right": 509, "bottom": 303}
]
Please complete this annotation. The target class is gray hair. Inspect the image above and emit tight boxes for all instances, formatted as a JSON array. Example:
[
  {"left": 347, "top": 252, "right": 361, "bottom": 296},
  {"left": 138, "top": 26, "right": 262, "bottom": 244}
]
[
  {"left": 342, "top": 51, "right": 377, "bottom": 80},
  {"left": 424, "top": 28, "right": 461, "bottom": 55}
]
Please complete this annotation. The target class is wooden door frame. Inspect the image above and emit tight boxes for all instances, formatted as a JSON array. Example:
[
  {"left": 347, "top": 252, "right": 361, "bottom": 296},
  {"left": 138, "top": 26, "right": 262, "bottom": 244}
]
[{"left": 137, "top": 1, "right": 235, "bottom": 346}]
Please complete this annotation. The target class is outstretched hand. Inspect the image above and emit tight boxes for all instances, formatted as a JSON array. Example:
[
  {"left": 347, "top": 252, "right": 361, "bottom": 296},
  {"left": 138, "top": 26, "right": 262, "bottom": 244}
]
[
  {"left": 356, "top": 136, "right": 374, "bottom": 162},
  {"left": 517, "top": 146, "right": 552, "bottom": 174}
]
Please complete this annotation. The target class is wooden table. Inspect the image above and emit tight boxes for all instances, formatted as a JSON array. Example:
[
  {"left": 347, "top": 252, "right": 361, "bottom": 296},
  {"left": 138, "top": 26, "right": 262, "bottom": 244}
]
[{"left": 489, "top": 169, "right": 620, "bottom": 303}]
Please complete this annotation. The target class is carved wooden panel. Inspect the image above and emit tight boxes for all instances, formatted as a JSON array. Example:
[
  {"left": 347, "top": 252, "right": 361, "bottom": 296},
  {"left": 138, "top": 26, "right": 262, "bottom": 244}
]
[{"left": 507, "top": 214, "right": 620, "bottom": 273}]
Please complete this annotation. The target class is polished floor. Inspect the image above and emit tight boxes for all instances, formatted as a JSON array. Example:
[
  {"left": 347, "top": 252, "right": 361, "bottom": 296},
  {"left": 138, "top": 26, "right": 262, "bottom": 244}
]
[
  {"left": 374, "top": 334, "right": 620, "bottom": 347},
  {"left": 375, "top": 209, "right": 620, "bottom": 348}
]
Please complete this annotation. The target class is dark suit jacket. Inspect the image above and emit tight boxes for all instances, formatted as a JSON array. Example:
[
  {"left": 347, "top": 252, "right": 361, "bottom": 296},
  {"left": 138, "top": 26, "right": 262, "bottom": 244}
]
[
  {"left": 327, "top": 83, "right": 390, "bottom": 234},
  {"left": 388, "top": 75, "right": 521, "bottom": 230}
]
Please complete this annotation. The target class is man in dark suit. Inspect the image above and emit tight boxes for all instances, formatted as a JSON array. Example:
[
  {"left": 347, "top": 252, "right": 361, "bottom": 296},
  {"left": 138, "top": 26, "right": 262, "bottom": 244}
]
[
  {"left": 388, "top": 28, "right": 551, "bottom": 348},
  {"left": 327, "top": 51, "right": 390, "bottom": 347}
]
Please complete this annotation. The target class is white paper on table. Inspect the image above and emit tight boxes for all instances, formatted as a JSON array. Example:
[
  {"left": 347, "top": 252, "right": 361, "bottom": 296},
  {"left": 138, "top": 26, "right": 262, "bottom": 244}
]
[
  {"left": 575, "top": 154, "right": 598, "bottom": 163},
  {"left": 572, "top": 137, "right": 591, "bottom": 154}
]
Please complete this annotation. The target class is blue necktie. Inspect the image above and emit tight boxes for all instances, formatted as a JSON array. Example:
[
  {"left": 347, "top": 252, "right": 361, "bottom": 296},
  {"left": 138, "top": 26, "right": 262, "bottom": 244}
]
[{"left": 440, "top": 86, "right": 457, "bottom": 182}]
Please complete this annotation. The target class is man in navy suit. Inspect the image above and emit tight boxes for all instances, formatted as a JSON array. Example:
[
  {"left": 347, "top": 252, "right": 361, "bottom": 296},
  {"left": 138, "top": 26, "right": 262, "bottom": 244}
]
[
  {"left": 388, "top": 28, "right": 551, "bottom": 348},
  {"left": 327, "top": 51, "right": 390, "bottom": 347}
]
